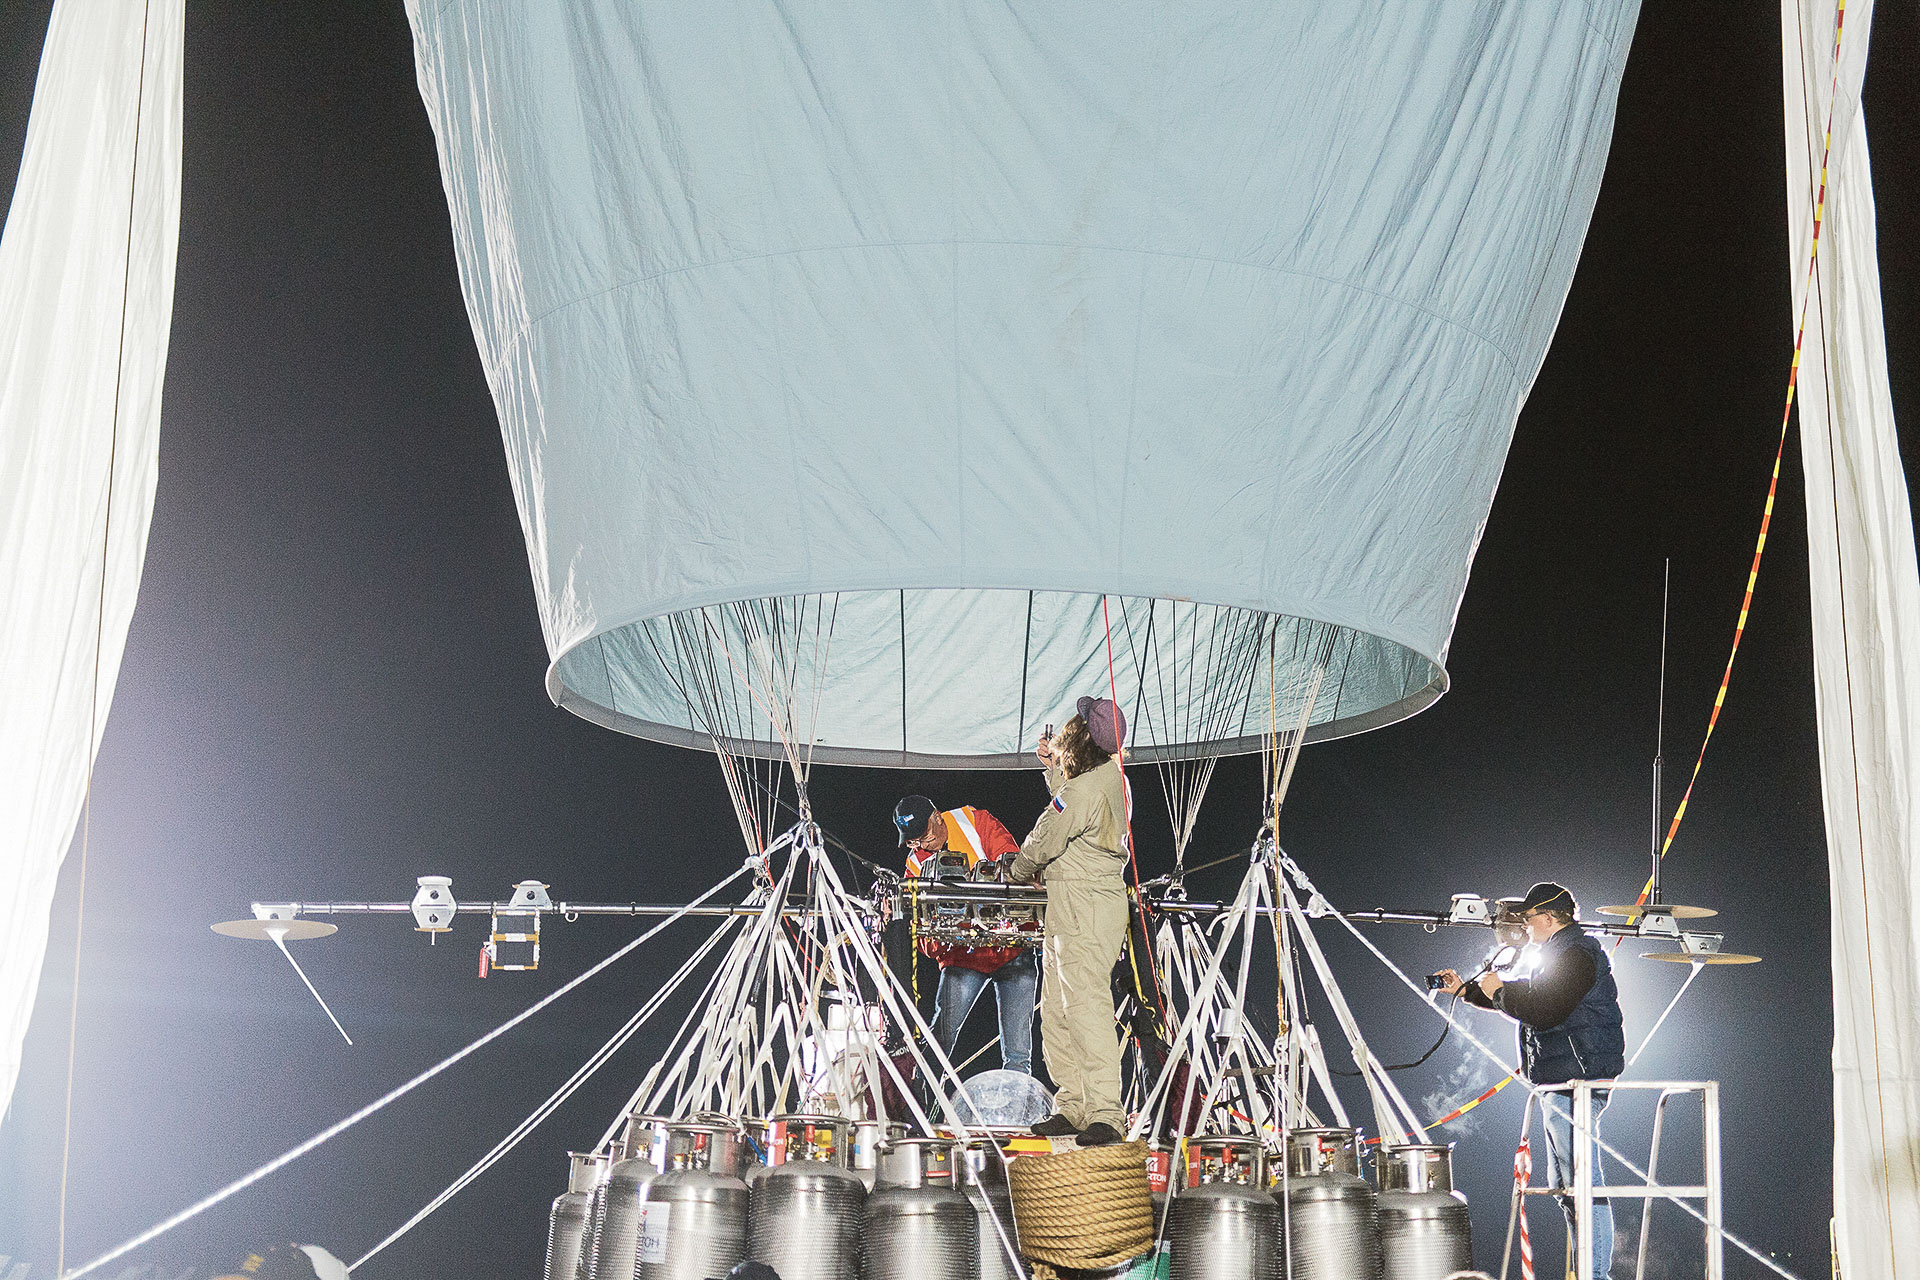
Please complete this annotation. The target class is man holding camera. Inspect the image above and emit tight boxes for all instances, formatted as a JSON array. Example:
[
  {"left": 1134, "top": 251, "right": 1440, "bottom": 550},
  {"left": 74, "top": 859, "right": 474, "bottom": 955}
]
[{"left": 1436, "top": 881, "right": 1625, "bottom": 1280}]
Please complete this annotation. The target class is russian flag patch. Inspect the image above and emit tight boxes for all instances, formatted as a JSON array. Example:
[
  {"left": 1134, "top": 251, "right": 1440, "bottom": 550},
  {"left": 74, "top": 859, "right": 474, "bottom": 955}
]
[{"left": 1051, "top": 795, "right": 1066, "bottom": 813}]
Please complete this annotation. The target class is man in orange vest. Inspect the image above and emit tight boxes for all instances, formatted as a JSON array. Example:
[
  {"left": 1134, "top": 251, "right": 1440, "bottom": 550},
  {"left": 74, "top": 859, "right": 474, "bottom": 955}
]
[{"left": 894, "top": 796, "right": 1038, "bottom": 1078}]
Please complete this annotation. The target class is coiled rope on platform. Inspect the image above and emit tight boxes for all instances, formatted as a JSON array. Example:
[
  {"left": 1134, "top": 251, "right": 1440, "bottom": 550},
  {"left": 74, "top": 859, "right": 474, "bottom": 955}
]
[{"left": 1008, "top": 1140, "right": 1154, "bottom": 1276}]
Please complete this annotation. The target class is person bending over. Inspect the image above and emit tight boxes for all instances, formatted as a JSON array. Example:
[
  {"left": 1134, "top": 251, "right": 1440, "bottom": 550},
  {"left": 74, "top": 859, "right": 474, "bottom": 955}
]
[{"left": 894, "top": 795, "right": 1038, "bottom": 1077}]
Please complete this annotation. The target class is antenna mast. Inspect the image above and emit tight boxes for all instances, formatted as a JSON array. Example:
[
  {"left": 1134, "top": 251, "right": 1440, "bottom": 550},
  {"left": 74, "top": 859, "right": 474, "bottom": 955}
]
[{"left": 1651, "top": 559, "right": 1670, "bottom": 907}]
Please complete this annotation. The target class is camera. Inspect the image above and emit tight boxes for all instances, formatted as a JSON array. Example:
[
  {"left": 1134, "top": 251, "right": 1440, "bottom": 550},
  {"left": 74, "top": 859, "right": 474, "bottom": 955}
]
[{"left": 1425, "top": 973, "right": 1450, "bottom": 991}]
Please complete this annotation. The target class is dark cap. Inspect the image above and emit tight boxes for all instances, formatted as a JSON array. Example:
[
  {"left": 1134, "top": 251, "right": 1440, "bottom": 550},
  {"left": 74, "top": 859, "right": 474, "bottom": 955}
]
[
  {"left": 893, "top": 796, "right": 937, "bottom": 846},
  {"left": 1517, "top": 882, "right": 1577, "bottom": 917},
  {"left": 1075, "top": 696, "right": 1127, "bottom": 755}
]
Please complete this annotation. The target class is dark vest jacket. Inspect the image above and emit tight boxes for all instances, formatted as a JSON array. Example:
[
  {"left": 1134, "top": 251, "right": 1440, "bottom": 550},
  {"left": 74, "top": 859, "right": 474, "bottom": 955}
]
[{"left": 1521, "top": 928, "right": 1626, "bottom": 1084}]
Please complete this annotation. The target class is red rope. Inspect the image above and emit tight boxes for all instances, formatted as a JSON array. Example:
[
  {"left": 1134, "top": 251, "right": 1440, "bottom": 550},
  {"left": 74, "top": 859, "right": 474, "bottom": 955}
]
[{"left": 1100, "top": 596, "right": 1143, "bottom": 892}]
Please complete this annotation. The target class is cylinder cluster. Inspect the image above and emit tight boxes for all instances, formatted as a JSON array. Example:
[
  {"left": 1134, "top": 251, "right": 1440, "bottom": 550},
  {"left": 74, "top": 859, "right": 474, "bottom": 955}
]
[{"left": 546, "top": 1119, "right": 1472, "bottom": 1280}]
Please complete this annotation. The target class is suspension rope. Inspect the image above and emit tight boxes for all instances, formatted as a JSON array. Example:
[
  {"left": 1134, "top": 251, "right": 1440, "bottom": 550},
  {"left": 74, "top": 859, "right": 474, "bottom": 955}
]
[
  {"left": 349, "top": 915, "right": 746, "bottom": 1270},
  {"left": 1626, "top": 962, "right": 1704, "bottom": 1071},
  {"left": 58, "top": 862, "right": 753, "bottom": 1280}
]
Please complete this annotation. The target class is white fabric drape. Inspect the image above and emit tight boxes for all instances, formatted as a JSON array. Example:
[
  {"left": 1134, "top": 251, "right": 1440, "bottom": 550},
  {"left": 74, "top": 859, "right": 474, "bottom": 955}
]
[
  {"left": 1781, "top": 2, "right": 1920, "bottom": 1273},
  {"left": 0, "top": 0, "right": 183, "bottom": 1116}
]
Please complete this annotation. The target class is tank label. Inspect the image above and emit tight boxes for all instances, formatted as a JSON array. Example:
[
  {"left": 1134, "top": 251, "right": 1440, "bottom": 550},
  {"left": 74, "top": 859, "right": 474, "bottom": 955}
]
[{"left": 638, "top": 1202, "right": 673, "bottom": 1263}]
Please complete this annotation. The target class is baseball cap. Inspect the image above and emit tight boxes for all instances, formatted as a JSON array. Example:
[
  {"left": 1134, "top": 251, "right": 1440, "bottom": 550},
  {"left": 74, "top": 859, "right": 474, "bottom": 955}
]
[
  {"left": 893, "top": 795, "right": 937, "bottom": 846},
  {"left": 1516, "top": 882, "right": 1577, "bottom": 917},
  {"left": 1076, "top": 696, "right": 1127, "bottom": 755}
]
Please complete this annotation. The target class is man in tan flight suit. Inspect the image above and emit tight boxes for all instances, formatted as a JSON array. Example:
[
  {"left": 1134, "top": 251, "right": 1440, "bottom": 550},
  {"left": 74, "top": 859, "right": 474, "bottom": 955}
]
[{"left": 1008, "top": 696, "right": 1131, "bottom": 1146}]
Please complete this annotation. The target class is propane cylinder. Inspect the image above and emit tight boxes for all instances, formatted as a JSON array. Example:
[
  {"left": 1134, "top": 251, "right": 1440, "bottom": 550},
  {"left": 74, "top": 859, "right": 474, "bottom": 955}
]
[
  {"left": 863, "top": 1137, "right": 977, "bottom": 1280},
  {"left": 637, "top": 1122, "right": 750, "bottom": 1280},
  {"left": 548, "top": 1151, "right": 609, "bottom": 1280},
  {"left": 1165, "top": 1136, "right": 1282, "bottom": 1280},
  {"left": 960, "top": 1138, "right": 1020, "bottom": 1280},
  {"left": 1373, "top": 1144, "right": 1472, "bottom": 1280},
  {"left": 1272, "top": 1128, "right": 1382, "bottom": 1280},
  {"left": 588, "top": 1114, "right": 671, "bottom": 1280},
  {"left": 1145, "top": 1140, "right": 1178, "bottom": 1231},
  {"left": 750, "top": 1114, "right": 867, "bottom": 1280}
]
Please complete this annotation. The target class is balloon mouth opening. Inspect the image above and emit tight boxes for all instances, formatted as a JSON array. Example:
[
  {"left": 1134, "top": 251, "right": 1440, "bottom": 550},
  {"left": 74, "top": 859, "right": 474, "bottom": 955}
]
[{"left": 546, "top": 587, "right": 1445, "bottom": 769}]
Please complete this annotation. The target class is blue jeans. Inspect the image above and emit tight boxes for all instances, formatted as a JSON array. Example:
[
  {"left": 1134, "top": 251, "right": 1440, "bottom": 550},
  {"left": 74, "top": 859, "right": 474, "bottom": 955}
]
[
  {"left": 1542, "top": 1088, "right": 1614, "bottom": 1280},
  {"left": 932, "top": 950, "right": 1037, "bottom": 1075}
]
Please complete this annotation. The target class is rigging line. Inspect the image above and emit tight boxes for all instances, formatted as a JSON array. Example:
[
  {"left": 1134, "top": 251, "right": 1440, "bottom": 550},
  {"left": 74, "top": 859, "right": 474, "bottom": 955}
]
[
  {"left": 703, "top": 602, "right": 814, "bottom": 774},
  {"left": 899, "top": 589, "right": 908, "bottom": 754},
  {"left": 60, "top": 4, "right": 154, "bottom": 1272},
  {"left": 1631, "top": 0, "right": 1850, "bottom": 905},
  {"left": 271, "top": 934, "right": 350, "bottom": 1045},
  {"left": 351, "top": 916, "right": 745, "bottom": 1272},
  {"left": 1625, "top": 961, "right": 1703, "bottom": 1071},
  {"left": 1017, "top": 590, "right": 1034, "bottom": 748},
  {"left": 1101, "top": 597, "right": 1166, "bottom": 999},
  {"left": 59, "top": 861, "right": 754, "bottom": 1280},
  {"left": 612, "top": 900, "right": 768, "bottom": 1129},
  {"left": 800, "top": 593, "right": 841, "bottom": 788}
]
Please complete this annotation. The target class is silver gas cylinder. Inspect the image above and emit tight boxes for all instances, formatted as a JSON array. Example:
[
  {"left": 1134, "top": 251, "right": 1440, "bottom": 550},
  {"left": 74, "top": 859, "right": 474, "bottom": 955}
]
[
  {"left": 960, "top": 1138, "right": 1020, "bottom": 1280},
  {"left": 1273, "top": 1128, "right": 1382, "bottom": 1280},
  {"left": 749, "top": 1114, "right": 867, "bottom": 1280},
  {"left": 588, "top": 1114, "right": 671, "bottom": 1280},
  {"left": 863, "top": 1137, "right": 977, "bottom": 1280},
  {"left": 548, "top": 1151, "right": 609, "bottom": 1280},
  {"left": 1165, "top": 1136, "right": 1282, "bottom": 1280},
  {"left": 1373, "top": 1144, "right": 1471, "bottom": 1280},
  {"left": 636, "top": 1121, "right": 750, "bottom": 1280},
  {"left": 852, "top": 1119, "right": 906, "bottom": 1191}
]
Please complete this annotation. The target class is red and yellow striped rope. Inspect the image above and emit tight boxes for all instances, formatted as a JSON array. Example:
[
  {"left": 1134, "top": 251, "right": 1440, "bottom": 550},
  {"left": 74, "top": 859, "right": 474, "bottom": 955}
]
[
  {"left": 1359, "top": 1072, "right": 1521, "bottom": 1146},
  {"left": 1627, "top": 0, "right": 1848, "bottom": 916}
]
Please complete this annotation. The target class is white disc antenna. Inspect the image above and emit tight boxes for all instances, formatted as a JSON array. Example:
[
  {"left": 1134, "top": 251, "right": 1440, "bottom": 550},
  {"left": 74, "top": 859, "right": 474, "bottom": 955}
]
[{"left": 211, "top": 911, "right": 352, "bottom": 1044}]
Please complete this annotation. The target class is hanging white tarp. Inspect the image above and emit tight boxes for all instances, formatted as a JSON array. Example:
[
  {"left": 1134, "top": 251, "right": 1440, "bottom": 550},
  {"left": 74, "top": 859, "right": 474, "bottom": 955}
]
[
  {"left": 407, "top": 1, "right": 1640, "bottom": 765},
  {"left": 0, "top": 0, "right": 183, "bottom": 1115},
  {"left": 1782, "top": 1, "right": 1920, "bottom": 1272}
]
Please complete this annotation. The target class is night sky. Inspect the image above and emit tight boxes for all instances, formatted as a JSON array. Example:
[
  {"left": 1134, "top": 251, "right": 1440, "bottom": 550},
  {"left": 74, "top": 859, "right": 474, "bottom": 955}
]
[{"left": 3, "top": 4, "right": 1917, "bottom": 1277}]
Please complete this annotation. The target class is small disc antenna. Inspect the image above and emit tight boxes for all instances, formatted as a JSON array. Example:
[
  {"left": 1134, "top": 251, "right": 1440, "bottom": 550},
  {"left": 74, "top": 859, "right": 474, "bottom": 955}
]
[{"left": 212, "top": 912, "right": 352, "bottom": 1044}]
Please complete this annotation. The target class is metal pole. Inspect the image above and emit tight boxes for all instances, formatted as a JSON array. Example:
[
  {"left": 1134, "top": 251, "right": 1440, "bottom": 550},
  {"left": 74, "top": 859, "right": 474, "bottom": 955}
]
[
  {"left": 1636, "top": 1088, "right": 1679, "bottom": 1280},
  {"left": 1575, "top": 1083, "right": 1594, "bottom": 1280},
  {"left": 1704, "top": 1081, "right": 1723, "bottom": 1280},
  {"left": 1652, "top": 558, "right": 1670, "bottom": 906}
]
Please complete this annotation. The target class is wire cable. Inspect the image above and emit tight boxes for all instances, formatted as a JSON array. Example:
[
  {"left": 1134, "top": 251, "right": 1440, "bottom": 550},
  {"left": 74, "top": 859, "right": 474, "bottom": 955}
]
[
  {"left": 58, "top": 862, "right": 752, "bottom": 1280},
  {"left": 349, "top": 915, "right": 744, "bottom": 1270}
]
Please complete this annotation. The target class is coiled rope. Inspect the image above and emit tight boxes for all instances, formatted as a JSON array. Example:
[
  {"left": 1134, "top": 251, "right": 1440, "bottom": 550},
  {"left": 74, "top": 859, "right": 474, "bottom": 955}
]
[{"left": 1008, "top": 1141, "right": 1154, "bottom": 1277}]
